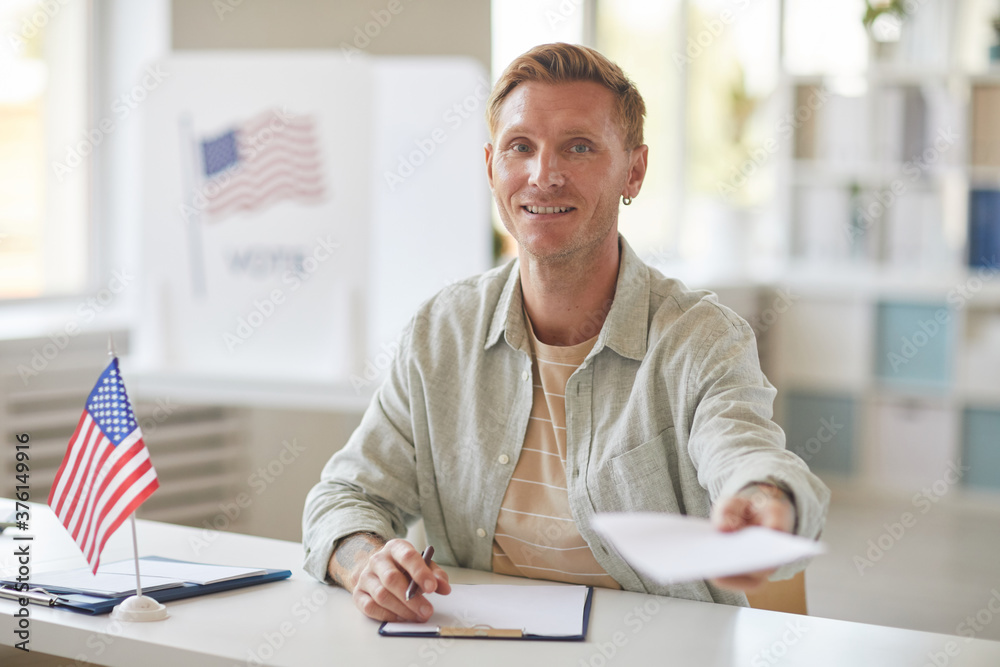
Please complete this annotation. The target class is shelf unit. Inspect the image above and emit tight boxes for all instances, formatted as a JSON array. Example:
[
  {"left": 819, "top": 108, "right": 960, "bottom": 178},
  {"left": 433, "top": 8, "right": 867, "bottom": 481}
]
[{"left": 769, "top": 10, "right": 1000, "bottom": 492}]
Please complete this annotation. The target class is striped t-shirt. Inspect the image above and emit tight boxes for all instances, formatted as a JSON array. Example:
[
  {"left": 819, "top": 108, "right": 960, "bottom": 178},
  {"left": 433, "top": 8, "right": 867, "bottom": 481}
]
[{"left": 491, "top": 312, "right": 621, "bottom": 589}]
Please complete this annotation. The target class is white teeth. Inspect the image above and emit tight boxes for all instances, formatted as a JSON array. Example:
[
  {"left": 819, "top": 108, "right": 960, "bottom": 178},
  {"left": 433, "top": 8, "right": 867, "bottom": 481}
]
[{"left": 526, "top": 206, "right": 570, "bottom": 214}]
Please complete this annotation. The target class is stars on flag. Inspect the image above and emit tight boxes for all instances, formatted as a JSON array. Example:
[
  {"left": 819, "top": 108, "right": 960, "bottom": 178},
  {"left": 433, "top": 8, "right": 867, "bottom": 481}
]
[{"left": 86, "top": 366, "right": 138, "bottom": 444}]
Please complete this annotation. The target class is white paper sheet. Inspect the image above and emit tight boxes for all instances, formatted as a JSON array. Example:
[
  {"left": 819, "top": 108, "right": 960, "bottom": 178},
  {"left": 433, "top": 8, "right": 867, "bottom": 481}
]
[
  {"left": 100, "top": 559, "right": 265, "bottom": 585},
  {"left": 22, "top": 571, "right": 184, "bottom": 597},
  {"left": 590, "top": 513, "right": 826, "bottom": 584},
  {"left": 381, "top": 584, "right": 590, "bottom": 638}
]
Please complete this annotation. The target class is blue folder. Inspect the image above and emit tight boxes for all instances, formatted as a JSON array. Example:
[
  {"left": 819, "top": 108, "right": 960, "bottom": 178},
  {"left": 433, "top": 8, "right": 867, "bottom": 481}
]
[{"left": 0, "top": 556, "right": 292, "bottom": 615}]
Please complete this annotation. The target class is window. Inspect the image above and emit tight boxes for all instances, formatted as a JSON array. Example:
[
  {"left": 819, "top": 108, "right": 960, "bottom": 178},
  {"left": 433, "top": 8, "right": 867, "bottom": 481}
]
[
  {"left": 0, "top": 0, "right": 90, "bottom": 299},
  {"left": 596, "top": 0, "right": 684, "bottom": 256}
]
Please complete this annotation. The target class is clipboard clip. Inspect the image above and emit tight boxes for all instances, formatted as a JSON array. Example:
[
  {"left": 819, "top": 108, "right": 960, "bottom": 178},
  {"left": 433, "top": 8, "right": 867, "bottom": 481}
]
[
  {"left": 437, "top": 624, "right": 524, "bottom": 638},
  {"left": 0, "top": 585, "right": 66, "bottom": 607}
]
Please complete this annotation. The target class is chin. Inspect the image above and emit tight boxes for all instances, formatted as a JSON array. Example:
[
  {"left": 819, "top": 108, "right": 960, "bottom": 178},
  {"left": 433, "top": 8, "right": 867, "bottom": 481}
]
[{"left": 518, "top": 234, "right": 581, "bottom": 261}]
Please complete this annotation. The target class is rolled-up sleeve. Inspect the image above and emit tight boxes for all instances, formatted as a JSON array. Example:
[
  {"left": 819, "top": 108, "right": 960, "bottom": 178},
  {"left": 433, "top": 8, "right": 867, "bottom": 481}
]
[
  {"left": 302, "top": 320, "right": 423, "bottom": 583},
  {"left": 684, "top": 308, "right": 830, "bottom": 579}
]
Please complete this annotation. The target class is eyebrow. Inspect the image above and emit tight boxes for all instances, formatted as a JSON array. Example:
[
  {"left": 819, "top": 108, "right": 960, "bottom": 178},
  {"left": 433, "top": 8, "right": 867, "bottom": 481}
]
[{"left": 500, "top": 125, "right": 599, "bottom": 138}]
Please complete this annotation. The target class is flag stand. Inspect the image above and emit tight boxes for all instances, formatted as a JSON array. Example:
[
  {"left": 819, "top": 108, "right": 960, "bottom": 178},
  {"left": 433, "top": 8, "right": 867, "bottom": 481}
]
[{"left": 110, "top": 514, "right": 168, "bottom": 621}]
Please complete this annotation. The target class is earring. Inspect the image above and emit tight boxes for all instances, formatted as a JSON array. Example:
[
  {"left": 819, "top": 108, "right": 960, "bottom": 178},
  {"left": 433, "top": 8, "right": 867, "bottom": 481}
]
[{"left": 622, "top": 196, "right": 632, "bottom": 205}]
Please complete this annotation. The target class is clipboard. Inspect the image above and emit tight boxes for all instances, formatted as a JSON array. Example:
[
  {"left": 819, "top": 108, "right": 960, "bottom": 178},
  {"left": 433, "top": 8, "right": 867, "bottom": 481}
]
[
  {"left": 379, "top": 584, "right": 594, "bottom": 641},
  {"left": 0, "top": 556, "right": 292, "bottom": 615}
]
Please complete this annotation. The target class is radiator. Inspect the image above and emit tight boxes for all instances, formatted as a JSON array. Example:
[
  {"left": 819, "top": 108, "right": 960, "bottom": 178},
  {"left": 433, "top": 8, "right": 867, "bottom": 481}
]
[{"left": 0, "top": 331, "right": 246, "bottom": 527}]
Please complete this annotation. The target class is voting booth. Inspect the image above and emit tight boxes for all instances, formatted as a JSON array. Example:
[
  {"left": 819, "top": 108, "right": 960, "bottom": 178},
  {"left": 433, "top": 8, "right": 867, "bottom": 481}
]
[{"left": 135, "top": 53, "right": 492, "bottom": 386}]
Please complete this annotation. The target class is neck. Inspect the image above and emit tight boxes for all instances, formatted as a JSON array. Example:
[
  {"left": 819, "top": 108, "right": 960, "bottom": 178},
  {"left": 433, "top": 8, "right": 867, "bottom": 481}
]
[{"left": 519, "top": 233, "right": 620, "bottom": 346}]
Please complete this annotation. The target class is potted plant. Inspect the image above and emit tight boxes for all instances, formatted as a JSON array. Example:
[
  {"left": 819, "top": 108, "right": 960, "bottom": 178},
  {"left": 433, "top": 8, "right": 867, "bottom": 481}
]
[{"left": 863, "top": 0, "right": 905, "bottom": 60}]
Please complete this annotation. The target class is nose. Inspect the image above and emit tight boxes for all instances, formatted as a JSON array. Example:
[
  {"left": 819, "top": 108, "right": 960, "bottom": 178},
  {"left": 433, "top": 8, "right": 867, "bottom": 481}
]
[{"left": 527, "top": 146, "right": 565, "bottom": 190}]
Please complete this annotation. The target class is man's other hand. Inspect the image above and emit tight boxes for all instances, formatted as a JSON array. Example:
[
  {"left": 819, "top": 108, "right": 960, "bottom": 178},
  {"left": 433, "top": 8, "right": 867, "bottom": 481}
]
[
  {"left": 328, "top": 534, "right": 452, "bottom": 622},
  {"left": 709, "top": 483, "right": 796, "bottom": 592}
]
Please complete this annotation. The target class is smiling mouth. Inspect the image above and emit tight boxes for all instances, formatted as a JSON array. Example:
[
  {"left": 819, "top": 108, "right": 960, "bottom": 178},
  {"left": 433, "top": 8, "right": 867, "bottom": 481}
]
[{"left": 522, "top": 205, "right": 575, "bottom": 214}]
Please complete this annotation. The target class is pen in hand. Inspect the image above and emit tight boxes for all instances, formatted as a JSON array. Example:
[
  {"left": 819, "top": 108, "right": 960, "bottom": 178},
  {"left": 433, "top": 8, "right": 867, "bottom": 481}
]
[{"left": 405, "top": 545, "right": 435, "bottom": 602}]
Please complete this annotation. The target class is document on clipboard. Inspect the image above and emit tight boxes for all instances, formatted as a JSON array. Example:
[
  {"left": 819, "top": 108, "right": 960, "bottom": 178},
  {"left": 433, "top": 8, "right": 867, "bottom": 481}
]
[{"left": 380, "top": 584, "right": 593, "bottom": 641}]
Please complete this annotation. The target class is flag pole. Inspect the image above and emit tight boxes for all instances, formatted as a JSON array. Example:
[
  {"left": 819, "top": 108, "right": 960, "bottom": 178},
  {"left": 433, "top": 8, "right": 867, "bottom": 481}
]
[
  {"left": 106, "top": 334, "right": 167, "bottom": 622},
  {"left": 179, "top": 113, "right": 207, "bottom": 297},
  {"left": 130, "top": 514, "right": 143, "bottom": 599},
  {"left": 110, "top": 335, "right": 145, "bottom": 600}
]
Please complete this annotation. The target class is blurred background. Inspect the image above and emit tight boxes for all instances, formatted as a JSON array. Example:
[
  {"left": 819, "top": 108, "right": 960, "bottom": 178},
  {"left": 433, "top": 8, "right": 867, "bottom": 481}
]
[{"left": 2, "top": 0, "right": 1000, "bottom": 641}]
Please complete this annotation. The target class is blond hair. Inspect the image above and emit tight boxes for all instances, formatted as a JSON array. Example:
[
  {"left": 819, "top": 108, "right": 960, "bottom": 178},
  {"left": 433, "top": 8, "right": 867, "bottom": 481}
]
[{"left": 486, "top": 43, "right": 646, "bottom": 150}]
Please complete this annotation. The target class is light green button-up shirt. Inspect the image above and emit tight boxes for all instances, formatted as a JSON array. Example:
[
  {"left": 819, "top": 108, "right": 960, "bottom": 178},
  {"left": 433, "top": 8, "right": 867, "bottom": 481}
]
[{"left": 302, "top": 236, "right": 830, "bottom": 605}]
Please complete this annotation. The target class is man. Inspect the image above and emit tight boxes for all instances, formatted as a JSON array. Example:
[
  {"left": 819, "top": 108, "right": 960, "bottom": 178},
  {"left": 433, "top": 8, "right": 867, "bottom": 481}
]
[{"left": 303, "top": 43, "right": 829, "bottom": 623}]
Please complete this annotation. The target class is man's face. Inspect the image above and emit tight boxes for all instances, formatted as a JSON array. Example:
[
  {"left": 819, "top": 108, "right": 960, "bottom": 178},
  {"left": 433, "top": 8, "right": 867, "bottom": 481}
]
[{"left": 485, "top": 80, "right": 647, "bottom": 263}]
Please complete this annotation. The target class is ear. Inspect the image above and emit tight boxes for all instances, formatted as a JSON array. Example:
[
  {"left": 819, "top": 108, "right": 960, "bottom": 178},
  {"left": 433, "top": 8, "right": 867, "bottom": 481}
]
[
  {"left": 622, "top": 144, "right": 649, "bottom": 199},
  {"left": 485, "top": 142, "right": 495, "bottom": 191}
]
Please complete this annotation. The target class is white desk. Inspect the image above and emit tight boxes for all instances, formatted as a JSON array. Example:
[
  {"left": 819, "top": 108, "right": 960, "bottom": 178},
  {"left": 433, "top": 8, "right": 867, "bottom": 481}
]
[{"left": 2, "top": 500, "right": 1000, "bottom": 667}]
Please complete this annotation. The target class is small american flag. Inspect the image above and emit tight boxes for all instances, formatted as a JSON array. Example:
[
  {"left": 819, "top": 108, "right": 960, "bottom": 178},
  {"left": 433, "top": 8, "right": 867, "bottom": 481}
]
[
  {"left": 48, "top": 358, "right": 159, "bottom": 573},
  {"left": 199, "top": 108, "right": 325, "bottom": 221}
]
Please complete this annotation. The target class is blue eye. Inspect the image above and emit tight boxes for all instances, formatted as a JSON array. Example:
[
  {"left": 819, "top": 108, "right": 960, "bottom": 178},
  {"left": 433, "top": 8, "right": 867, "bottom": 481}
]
[
  {"left": 570, "top": 144, "right": 591, "bottom": 153},
  {"left": 512, "top": 143, "right": 530, "bottom": 153}
]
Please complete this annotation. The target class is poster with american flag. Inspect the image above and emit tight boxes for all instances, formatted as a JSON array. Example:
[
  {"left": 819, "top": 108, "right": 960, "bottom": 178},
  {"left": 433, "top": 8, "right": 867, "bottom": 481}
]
[
  {"left": 198, "top": 107, "right": 326, "bottom": 222},
  {"left": 47, "top": 358, "right": 159, "bottom": 573}
]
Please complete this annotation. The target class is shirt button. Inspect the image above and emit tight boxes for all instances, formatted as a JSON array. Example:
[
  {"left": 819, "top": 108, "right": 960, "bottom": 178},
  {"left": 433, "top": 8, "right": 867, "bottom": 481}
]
[
  {"left": 521, "top": 370, "right": 530, "bottom": 381},
  {"left": 476, "top": 528, "right": 487, "bottom": 538},
  {"left": 498, "top": 454, "right": 509, "bottom": 465}
]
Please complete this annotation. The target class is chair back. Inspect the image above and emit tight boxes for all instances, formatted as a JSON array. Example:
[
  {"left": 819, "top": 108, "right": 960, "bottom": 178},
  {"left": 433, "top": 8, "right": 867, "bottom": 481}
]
[{"left": 745, "top": 570, "right": 807, "bottom": 615}]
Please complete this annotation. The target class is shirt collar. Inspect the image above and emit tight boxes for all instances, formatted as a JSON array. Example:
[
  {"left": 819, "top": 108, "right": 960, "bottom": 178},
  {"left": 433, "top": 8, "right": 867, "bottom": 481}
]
[{"left": 485, "top": 235, "right": 649, "bottom": 361}]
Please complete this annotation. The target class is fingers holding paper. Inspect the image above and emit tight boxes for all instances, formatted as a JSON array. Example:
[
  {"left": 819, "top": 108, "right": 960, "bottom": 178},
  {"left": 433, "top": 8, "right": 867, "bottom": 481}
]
[
  {"left": 339, "top": 536, "right": 451, "bottom": 622},
  {"left": 709, "top": 483, "right": 796, "bottom": 592}
]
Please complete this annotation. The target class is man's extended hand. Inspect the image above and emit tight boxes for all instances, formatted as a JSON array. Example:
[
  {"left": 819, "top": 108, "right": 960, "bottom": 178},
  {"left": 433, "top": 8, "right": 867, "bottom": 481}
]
[
  {"left": 328, "top": 533, "right": 451, "bottom": 622},
  {"left": 709, "top": 483, "right": 796, "bottom": 592}
]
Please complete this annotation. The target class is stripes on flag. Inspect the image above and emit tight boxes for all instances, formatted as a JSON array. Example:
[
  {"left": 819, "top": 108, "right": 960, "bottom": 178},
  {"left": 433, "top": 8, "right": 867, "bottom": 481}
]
[
  {"left": 199, "top": 108, "right": 326, "bottom": 221},
  {"left": 48, "top": 358, "right": 159, "bottom": 573}
]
